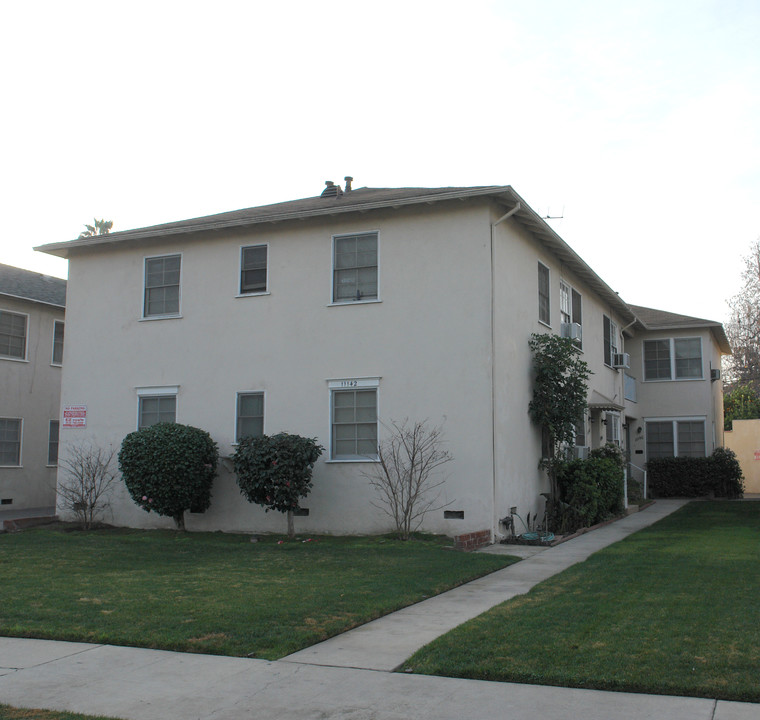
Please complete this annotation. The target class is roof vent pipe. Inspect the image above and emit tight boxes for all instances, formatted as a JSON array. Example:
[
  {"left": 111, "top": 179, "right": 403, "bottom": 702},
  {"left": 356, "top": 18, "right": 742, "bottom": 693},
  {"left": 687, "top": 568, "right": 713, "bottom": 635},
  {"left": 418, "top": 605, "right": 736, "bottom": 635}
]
[
  {"left": 321, "top": 181, "right": 343, "bottom": 198},
  {"left": 344, "top": 176, "right": 353, "bottom": 193}
]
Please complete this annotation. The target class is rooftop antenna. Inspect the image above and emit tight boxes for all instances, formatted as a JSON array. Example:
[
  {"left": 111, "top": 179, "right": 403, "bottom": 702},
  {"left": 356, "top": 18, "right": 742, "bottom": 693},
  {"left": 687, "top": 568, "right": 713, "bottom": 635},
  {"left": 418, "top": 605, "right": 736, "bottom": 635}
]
[{"left": 542, "top": 205, "right": 565, "bottom": 220}]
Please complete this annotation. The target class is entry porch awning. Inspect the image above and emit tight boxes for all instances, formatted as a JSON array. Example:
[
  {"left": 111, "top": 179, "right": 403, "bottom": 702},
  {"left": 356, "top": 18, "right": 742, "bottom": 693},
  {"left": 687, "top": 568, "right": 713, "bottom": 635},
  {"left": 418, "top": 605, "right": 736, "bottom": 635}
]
[{"left": 587, "top": 390, "right": 624, "bottom": 412}]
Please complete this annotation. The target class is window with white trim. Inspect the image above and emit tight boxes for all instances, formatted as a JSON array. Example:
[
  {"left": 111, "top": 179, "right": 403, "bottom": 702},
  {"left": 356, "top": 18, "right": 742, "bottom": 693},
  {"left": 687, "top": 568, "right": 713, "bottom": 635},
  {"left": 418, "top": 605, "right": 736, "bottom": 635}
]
[
  {"left": 143, "top": 255, "right": 181, "bottom": 318},
  {"left": 136, "top": 388, "right": 178, "bottom": 429},
  {"left": 643, "top": 338, "right": 703, "bottom": 381},
  {"left": 0, "top": 418, "right": 22, "bottom": 466},
  {"left": 646, "top": 419, "right": 706, "bottom": 458},
  {"left": 329, "top": 378, "right": 379, "bottom": 460},
  {"left": 332, "top": 233, "right": 378, "bottom": 303},
  {"left": 240, "top": 245, "right": 268, "bottom": 295},
  {"left": 538, "top": 263, "right": 550, "bottom": 324},
  {"left": 236, "top": 392, "right": 264, "bottom": 442},
  {"left": 48, "top": 420, "right": 59, "bottom": 465},
  {"left": 0, "top": 310, "right": 27, "bottom": 360},
  {"left": 52, "top": 321, "right": 64, "bottom": 365},
  {"left": 560, "top": 282, "right": 582, "bottom": 346},
  {"left": 605, "top": 413, "right": 621, "bottom": 445},
  {"left": 603, "top": 315, "right": 618, "bottom": 367}
]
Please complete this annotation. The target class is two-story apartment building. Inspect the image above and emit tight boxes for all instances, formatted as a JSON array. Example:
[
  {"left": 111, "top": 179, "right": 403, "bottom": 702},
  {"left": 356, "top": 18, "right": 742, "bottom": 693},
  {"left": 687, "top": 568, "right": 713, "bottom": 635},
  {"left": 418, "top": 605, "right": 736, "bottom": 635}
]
[
  {"left": 0, "top": 264, "right": 66, "bottom": 519},
  {"left": 37, "top": 183, "right": 729, "bottom": 539}
]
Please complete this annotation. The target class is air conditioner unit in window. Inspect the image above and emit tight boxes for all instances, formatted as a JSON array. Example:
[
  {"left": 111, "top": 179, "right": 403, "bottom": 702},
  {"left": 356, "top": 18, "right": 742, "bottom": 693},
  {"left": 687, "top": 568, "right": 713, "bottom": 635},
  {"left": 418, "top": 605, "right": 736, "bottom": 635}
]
[
  {"left": 573, "top": 446, "right": 589, "bottom": 460},
  {"left": 561, "top": 322, "right": 582, "bottom": 341},
  {"left": 711, "top": 368, "right": 721, "bottom": 381},
  {"left": 612, "top": 352, "right": 630, "bottom": 369}
]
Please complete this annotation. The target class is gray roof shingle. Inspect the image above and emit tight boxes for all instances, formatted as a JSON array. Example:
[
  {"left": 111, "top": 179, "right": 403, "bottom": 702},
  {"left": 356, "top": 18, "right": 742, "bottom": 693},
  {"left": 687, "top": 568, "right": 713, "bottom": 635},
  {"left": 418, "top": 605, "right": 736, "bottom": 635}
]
[
  {"left": 629, "top": 304, "right": 730, "bottom": 354},
  {"left": 0, "top": 264, "right": 66, "bottom": 307}
]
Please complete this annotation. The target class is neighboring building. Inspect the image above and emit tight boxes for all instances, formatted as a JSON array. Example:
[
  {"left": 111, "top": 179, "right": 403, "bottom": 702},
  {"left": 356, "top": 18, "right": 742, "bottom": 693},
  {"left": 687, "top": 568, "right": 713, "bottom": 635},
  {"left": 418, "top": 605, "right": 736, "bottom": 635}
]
[
  {"left": 37, "top": 183, "right": 729, "bottom": 540},
  {"left": 0, "top": 264, "right": 66, "bottom": 518}
]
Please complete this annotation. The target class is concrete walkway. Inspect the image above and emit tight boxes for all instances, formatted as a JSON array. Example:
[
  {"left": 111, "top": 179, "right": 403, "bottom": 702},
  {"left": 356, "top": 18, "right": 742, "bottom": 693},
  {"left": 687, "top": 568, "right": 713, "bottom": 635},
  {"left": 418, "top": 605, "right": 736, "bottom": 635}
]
[{"left": 1, "top": 499, "right": 758, "bottom": 719}]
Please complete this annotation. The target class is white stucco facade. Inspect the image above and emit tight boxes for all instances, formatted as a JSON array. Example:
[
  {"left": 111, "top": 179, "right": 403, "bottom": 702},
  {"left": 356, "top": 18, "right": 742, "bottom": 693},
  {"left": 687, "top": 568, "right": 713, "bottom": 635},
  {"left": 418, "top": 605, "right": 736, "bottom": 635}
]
[{"left": 39, "top": 185, "right": 730, "bottom": 538}]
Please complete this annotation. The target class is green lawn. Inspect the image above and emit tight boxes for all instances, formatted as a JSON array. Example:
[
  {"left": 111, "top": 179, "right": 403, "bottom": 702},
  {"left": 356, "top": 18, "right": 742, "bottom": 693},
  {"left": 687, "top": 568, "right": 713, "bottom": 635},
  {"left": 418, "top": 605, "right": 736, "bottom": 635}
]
[
  {"left": 0, "top": 705, "right": 119, "bottom": 720},
  {"left": 0, "top": 527, "right": 514, "bottom": 660},
  {"left": 403, "top": 501, "right": 760, "bottom": 702}
]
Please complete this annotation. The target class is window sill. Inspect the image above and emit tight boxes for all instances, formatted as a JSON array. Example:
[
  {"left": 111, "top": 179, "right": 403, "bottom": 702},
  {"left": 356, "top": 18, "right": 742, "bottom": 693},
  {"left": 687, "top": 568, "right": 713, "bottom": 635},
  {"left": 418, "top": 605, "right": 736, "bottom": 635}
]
[
  {"left": 642, "top": 377, "right": 704, "bottom": 383},
  {"left": 325, "top": 458, "right": 380, "bottom": 464},
  {"left": 46, "top": 464, "right": 58, "bottom": 468},
  {"left": 328, "top": 299, "right": 382, "bottom": 307},
  {"left": 51, "top": 363, "right": 62, "bottom": 368},
  {"left": 0, "top": 356, "right": 29, "bottom": 363},
  {"left": 537, "top": 320, "right": 552, "bottom": 330},
  {"left": 139, "top": 315, "right": 183, "bottom": 322},
  {"left": 236, "top": 292, "right": 270, "bottom": 299},
  {"left": 0, "top": 465, "right": 22, "bottom": 469}
]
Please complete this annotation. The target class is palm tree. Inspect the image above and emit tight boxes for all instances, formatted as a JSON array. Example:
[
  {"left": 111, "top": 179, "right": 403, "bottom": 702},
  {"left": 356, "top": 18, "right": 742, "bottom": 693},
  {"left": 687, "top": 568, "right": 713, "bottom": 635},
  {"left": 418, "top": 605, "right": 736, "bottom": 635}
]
[{"left": 78, "top": 218, "right": 113, "bottom": 238}]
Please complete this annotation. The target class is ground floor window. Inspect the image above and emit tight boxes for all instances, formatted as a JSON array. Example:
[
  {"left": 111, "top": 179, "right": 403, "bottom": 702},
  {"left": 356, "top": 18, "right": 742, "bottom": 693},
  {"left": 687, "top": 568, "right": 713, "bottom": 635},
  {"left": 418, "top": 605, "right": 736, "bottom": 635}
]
[
  {"left": 48, "top": 420, "right": 59, "bottom": 465},
  {"left": 136, "top": 386, "right": 178, "bottom": 429},
  {"left": 605, "top": 413, "right": 621, "bottom": 445},
  {"left": 646, "top": 418, "right": 706, "bottom": 459},
  {"left": 329, "top": 378, "right": 379, "bottom": 460},
  {"left": 0, "top": 418, "right": 22, "bottom": 466},
  {"left": 236, "top": 392, "right": 264, "bottom": 442}
]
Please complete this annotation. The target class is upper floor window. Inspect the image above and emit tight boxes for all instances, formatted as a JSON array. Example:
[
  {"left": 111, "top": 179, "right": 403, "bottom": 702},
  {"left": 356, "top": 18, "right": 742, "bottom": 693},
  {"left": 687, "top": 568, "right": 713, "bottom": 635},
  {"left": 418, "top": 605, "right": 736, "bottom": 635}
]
[
  {"left": 605, "top": 412, "right": 621, "bottom": 445},
  {"left": 644, "top": 338, "right": 702, "bottom": 381},
  {"left": 52, "top": 321, "right": 64, "bottom": 365},
  {"left": 240, "top": 245, "right": 268, "bottom": 295},
  {"left": 560, "top": 282, "right": 582, "bottom": 345},
  {"left": 144, "top": 255, "right": 181, "bottom": 318},
  {"left": 333, "top": 232, "right": 378, "bottom": 303},
  {"left": 603, "top": 316, "right": 618, "bottom": 366},
  {"left": 538, "top": 263, "right": 550, "bottom": 325},
  {"left": 236, "top": 392, "right": 264, "bottom": 442},
  {"left": 0, "top": 418, "right": 22, "bottom": 466},
  {"left": 0, "top": 310, "right": 27, "bottom": 360}
]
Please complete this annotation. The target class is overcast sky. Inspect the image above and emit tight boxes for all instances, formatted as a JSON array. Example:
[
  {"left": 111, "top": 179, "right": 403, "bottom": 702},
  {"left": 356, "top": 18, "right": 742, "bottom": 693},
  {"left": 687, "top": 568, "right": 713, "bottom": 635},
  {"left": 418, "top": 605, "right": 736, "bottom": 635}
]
[{"left": 1, "top": 0, "right": 758, "bottom": 323}]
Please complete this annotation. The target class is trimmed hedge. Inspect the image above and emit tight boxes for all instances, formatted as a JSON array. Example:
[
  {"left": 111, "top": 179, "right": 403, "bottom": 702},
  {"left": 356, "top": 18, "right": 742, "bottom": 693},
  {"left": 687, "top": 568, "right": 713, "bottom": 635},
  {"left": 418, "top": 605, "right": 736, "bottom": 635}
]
[{"left": 647, "top": 447, "right": 744, "bottom": 499}]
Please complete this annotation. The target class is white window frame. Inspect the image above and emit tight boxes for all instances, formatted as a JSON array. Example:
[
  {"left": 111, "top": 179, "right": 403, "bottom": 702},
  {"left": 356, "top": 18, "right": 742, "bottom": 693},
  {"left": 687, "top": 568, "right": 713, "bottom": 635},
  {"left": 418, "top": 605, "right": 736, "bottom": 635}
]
[
  {"left": 135, "top": 385, "right": 179, "bottom": 429},
  {"left": 538, "top": 262, "right": 550, "bottom": 326},
  {"left": 643, "top": 337, "right": 703, "bottom": 381},
  {"left": 605, "top": 412, "right": 621, "bottom": 446},
  {"left": 327, "top": 377, "right": 380, "bottom": 462},
  {"left": 330, "top": 231, "right": 380, "bottom": 305},
  {"left": 0, "top": 309, "right": 29, "bottom": 362},
  {"left": 48, "top": 420, "right": 60, "bottom": 466},
  {"left": 560, "top": 280, "right": 582, "bottom": 348},
  {"left": 234, "top": 391, "right": 265, "bottom": 443},
  {"left": 603, "top": 315, "right": 618, "bottom": 368},
  {"left": 51, "top": 320, "right": 64, "bottom": 366},
  {"left": 141, "top": 253, "right": 182, "bottom": 320},
  {"left": 0, "top": 417, "right": 23, "bottom": 467},
  {"left": 645, "top": 417, "right": 707, "bottom": 459},
  {"left": 238, "top": 244, "right": 270, "bottom": 297}
]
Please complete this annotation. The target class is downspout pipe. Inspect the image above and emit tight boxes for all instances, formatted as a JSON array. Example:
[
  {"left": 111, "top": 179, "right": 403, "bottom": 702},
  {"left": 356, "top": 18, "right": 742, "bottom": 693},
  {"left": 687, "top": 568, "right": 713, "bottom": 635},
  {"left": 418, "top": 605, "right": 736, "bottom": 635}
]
[{"left": 490, "top": 203, "right": 521, "bottom": 540}]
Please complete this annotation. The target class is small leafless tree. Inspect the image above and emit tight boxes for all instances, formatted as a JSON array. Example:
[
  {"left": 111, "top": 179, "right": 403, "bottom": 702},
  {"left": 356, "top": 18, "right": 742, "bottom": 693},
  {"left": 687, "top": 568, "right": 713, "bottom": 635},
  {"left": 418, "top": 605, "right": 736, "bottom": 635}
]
[
  {"left": 57, "top": 444, "right": 118, "bottom": 529},
  {"left": 364, "top": 419, "right": 453, "bottom": 540}
]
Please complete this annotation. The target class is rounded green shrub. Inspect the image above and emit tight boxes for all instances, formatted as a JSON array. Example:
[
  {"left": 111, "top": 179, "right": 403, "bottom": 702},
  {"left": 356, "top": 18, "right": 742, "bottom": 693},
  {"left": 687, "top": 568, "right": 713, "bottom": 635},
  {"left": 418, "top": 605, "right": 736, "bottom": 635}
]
[
  {"left": 118, "top": 423, "right": 218, "bottom": 530},
  {"left": 232, "top": 433, "right": 324, "bottom": 537}
]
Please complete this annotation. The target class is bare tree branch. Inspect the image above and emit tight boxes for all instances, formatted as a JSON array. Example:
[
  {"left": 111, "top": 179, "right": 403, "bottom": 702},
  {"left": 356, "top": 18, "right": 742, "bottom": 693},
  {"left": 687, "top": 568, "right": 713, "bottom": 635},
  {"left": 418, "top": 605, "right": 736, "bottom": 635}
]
[
  {"left": 57, "top": 444, "right": 118, "bottom": 529},
  {"left": 363, "top": 419, "right": 453, "bottom": 540}
]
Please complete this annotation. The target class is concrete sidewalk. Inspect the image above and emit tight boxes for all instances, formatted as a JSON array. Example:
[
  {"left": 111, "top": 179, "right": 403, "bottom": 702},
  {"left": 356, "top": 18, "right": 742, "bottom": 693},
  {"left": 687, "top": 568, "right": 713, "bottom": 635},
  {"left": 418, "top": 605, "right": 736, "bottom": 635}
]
[{"left": 2, "top": 499, "right": 758, "bottom": 719}]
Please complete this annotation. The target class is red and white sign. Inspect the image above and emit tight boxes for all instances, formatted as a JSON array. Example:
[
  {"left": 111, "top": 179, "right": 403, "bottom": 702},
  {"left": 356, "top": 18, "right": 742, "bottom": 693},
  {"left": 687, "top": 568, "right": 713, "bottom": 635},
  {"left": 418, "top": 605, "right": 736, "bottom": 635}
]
[
  {"left": 754, "top": 451, "right": 760, "bottom": 462},
  {"left": 63, "top": 405, "right": 87, "bottom": 428}
]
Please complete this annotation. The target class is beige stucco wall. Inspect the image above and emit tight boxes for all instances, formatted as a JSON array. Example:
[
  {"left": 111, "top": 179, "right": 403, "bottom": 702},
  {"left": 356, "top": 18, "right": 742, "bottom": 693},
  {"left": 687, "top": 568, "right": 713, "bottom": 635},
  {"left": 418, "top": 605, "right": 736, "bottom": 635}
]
[
  {"left": 490, "top": 213, "right": 632, "bottom": 532},
  {"left": 58, "top": 201, "right": 497, "bottom": 535},
  {"left": 724, "top": 419, "right": 760, "bottom": 493},
  {"left": 626, "top": 327, "right": 724, "bottom": 459},
  {"left": 0, "top": 295, "right": 63, "bottom": 511}
]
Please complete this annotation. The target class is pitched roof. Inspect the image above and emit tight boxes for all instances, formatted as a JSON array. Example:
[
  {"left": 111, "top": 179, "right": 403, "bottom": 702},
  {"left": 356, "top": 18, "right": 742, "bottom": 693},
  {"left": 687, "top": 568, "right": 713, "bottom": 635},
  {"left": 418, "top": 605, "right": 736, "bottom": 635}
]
[
  {"left": 37, "top": 184, "right": 638, "bottom": 324},
  {"left": 629, "top": 304, "right": 731, "bottom": 354},
  {"left": 0, "top": 263, "right": 66, "bottom": 307}
]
